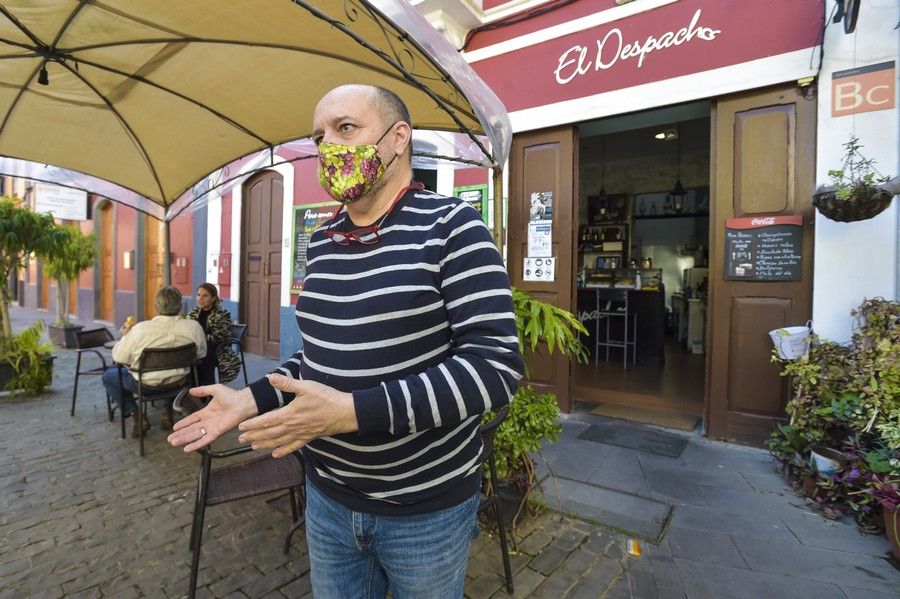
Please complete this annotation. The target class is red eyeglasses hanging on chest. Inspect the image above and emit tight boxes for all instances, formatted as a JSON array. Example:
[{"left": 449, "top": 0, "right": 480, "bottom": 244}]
[{"left": 324, "top": 182, "right": 424, "bottom": 245}]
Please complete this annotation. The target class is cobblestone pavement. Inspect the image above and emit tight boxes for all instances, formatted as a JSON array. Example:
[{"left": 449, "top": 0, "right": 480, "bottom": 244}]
[{"left": 1, "top": 309, "right": 642, "bottom": 599}]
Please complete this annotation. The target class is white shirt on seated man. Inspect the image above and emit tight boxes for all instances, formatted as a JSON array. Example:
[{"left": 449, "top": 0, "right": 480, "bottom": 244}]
[{"left": 103, "top": 286, "right": 206, "bottom": 435}]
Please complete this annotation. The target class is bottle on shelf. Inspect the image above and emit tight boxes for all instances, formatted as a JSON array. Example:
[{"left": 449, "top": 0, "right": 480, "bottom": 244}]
[{"left": 635, "top": 272, "right": 642, "bottom": 290}]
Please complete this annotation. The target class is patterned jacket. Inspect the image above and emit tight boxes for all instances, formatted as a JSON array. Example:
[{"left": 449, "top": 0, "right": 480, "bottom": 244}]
[{"left": 187, "top": 305, "right": 241, "bottom": 383}]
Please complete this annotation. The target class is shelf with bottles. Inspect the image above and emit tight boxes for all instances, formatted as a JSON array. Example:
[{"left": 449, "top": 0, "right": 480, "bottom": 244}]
[{"left": 577, "top": 223, "right": 629, "bottom": 254}]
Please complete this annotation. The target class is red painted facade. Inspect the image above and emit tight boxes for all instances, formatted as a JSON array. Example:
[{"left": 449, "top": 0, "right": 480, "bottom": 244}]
[{"left": 469, "top": 0, "right": 823, "bottom": 112}]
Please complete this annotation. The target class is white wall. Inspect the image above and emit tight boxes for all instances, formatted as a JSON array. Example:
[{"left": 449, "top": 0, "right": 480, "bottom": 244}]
[{"left": 813, "top": 0, "right": 899, "bottom": 343}]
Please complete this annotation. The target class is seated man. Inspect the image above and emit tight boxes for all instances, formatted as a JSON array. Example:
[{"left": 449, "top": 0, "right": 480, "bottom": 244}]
[{"left": 102, "top": 286, "right": 207, "bottom": 437}]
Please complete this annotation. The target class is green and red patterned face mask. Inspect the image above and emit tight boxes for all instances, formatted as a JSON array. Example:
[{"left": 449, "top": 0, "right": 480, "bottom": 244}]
[{"left": 317, "top": 124, "right": 398, "bottom": 203}]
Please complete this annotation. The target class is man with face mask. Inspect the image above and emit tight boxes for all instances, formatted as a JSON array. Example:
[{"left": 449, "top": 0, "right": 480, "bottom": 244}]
[{"left": 169, "top": 84, "right": 523, "bottom": 597}]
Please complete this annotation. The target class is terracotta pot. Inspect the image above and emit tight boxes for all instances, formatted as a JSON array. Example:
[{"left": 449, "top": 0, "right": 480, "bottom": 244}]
[
  {"left": 801, "top": 474, "right": 822, "bottom": 499},
  {"left": 883, "top": 504, "right": 900, "bottom": 562}
]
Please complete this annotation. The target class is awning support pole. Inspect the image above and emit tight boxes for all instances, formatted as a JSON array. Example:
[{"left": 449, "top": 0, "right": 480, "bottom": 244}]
[
  {"left": 492, "top": 166, "right": 504, "bottom": 252},
  {"left": 163, "top": 219, "right": 171, "bottom": 287}
]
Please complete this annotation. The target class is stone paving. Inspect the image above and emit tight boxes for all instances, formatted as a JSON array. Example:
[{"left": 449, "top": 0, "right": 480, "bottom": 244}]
[
  {"left": 1, "top": 308, "right": 637, "bottom": 599},
  {"left": 2, "top": 306, "right": 898, "bottom": 598}
]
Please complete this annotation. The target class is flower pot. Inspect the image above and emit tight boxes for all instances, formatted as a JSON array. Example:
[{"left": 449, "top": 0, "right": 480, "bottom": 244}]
[
  {"left": 769, "top": 322, "right": 811, "bottom": 360},
  {"left": 813, "top": 186, "right": 894, "bottom": 223},
  {"left": 495, "top": 479, "right": 526, "bottom": 529},
  {"left": 801, "top": 474, "right": 817, "bottom": 498},
  {"left": 47, "top": 323, "right": 84, "bottom": 348},
  {"left": 809, "top": 447, "right": 846, "bottom": 476},
  {"left": 0, "top": 355, "right": 55, "bottom": 393},
  {"left": 883, "top": 504, "right": 900, "bottom": 562}
]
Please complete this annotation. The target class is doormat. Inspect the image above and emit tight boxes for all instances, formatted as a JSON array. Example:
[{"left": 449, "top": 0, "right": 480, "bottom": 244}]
[
  {"left": 590, "top": 404, "right": 699, "bottom": 432},
  {"left": 577, "top": 421, "right": 689, "bottom": 458}
]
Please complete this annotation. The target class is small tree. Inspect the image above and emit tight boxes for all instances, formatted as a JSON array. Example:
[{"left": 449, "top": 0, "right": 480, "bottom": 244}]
[
  {"left": 43, "top": 225, "right": 96, "bottom": 327},
  {"left": 0, "top": 196, "right": 61, "bottom": 341}
]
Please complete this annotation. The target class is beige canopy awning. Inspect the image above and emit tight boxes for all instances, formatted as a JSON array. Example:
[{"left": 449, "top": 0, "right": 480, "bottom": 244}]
[{"left": 0, "top": 0, "right": 511, "bottom": 221}]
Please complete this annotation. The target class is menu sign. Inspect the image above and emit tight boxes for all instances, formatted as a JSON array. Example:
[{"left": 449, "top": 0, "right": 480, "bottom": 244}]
[
  {"left": 291, "top": 202, "right": 338, "bottom": 294},
  {"left": 724, "top": 215, "right": 803, "bottom": 281}
]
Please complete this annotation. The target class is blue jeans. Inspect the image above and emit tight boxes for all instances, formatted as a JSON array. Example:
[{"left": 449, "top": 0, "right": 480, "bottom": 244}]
[
  {"left": 101, "top": 366, "right": 183, "bottom": 416},
  {"left": 101, "top": 366, "right": 138, "bottom": 417},
  {"left": 305, "top": 479, "right": 480, "bottom": 599}
]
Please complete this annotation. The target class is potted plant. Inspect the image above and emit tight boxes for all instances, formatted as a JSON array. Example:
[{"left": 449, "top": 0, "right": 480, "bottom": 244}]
[
  {"left": 870, "top": 476, "right": 900, "bottom": 560},
  {"left": 481, "top": 287, "right": 588, "bottom": 534},
  {"left": 813, "top": 136, "right": 897, "bottom": 222},
  {"left": 44, "top": 225, "right": 96, "bottom": 348},
  {"left": 0, "top": 320, "right": 56, "bottom": 394},
  {"left": 768, "top": 298, "right": 899, "bottom": 532},
  {"left": 0, "top": 196, "right": 63, "bottom": 391}
]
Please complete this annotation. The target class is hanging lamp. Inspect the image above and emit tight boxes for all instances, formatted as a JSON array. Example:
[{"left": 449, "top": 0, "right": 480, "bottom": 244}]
[{"left": 669, "top": 123, "right": 687, "bottom": 212}]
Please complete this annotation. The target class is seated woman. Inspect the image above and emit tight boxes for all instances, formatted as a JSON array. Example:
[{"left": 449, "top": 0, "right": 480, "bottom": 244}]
[{"left": 187, "top": 283, "right": 241, "bottom": 386}]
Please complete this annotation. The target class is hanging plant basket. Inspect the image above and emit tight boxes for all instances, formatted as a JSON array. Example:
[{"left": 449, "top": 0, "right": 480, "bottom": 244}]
[{"left": 813, "top": 185, "right": 894, "bottom": 223}]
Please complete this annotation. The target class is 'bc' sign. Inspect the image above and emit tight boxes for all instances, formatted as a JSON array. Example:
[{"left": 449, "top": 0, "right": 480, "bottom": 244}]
[{"left": 832, "top": 61, "right": 895, "bottom": 117}]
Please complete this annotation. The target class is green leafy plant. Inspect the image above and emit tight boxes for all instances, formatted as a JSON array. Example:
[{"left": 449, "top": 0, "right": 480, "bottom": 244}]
[
  {"left": 512, "top": 286, "right": 588, "bottom": 373},
  {"left": 479, "top": 288, "right": 585, "bottom": 534},
  {"left": 1, "top": 321, "right": 55, "bottom": 395},
  {"left": 482, "top": 385, "right": 561, "bottom": 532},
  {"left": 43, "top": 225, "right": 95, "bottom": 327},
  {"left": 0, "top": 196, "right": 63, "bottom": 340},
  {"left": 769, "top": 298, "right": 899, "bottom": 532},
  {"left": 825, "top": 136, "right": 890, "bottom": 201}
]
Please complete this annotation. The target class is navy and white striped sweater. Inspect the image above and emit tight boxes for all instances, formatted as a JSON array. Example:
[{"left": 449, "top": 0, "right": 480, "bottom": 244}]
[{"left": 248, "top": 185, "right": 525, "bottom": 515}]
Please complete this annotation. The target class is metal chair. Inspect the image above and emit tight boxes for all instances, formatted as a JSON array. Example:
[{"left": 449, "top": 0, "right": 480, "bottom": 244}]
[
  {"left": 117, "top": 343, "right": 199, "bottom": 455},
  {"left": 70, "top": 327, "right": 115, "bottom": 420},
  {"left": 227, "top": 323, "right": 249, "bottom": 386},
  {"left": 188, "top": 446, "right": 304, "bottom": 599},
  {"left": 594, "top": 287, "right": 637, "bottom": 368},
  {"left": 480, "top": 405, "right": 514, "bottom": 594}
]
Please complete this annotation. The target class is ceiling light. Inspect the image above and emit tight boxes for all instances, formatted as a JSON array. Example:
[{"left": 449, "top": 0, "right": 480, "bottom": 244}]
[{"left": 654, "top": 128, "right": 678, "bottom": 141}]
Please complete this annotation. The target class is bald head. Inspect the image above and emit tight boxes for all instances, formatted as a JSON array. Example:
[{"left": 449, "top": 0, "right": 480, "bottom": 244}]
[{"left": 314, "top": 84, "right": 412, "bottom": 165}]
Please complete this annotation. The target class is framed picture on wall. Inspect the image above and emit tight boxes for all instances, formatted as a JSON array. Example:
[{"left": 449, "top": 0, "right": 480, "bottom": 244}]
[{"left": 454, "top": 184, "right": 489, "bottom": 223}]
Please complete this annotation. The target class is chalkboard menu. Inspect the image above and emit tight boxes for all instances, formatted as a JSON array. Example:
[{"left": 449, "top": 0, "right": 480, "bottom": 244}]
[
  {"left": 291, "top": 202, "right": 338, "bottom": 294},
  {"left": 724, "top": 215, "right": 803, "bottom": 281}
]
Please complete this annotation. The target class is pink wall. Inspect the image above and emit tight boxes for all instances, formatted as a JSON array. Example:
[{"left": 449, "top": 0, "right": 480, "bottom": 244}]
[{"left": 115, "top": 205, "right": 136, "bottom": 292}]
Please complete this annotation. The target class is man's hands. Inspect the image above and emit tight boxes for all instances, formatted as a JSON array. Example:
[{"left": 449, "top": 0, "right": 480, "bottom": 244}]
[
  {"left": 237, "top": 374, "right": 359, "bottom": 458},
  {"left": 167, "top": 385, "right": 258, "bottom": 452}
]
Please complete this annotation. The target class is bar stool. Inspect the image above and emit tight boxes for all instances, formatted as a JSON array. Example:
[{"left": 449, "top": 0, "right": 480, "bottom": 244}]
[{"left": 594, "top": 288, "right": 637, "bottom": 368}]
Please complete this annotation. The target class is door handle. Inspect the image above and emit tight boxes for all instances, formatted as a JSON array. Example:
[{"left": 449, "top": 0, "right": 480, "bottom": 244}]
[{"left": 263, "top": 261, "right": 269, "bottom": 277}]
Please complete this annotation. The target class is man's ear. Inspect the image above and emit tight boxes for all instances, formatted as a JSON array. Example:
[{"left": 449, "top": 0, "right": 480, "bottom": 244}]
[{"left": 392, "top": 121, "right": 412, "bottom": 159}]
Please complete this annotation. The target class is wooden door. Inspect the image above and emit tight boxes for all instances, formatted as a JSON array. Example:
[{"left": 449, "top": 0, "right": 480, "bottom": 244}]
[
  {"left": 706, "top": 85, "right": 815, "bottom": 444},
  {"left": 508, "top": 127, "right": 577, "bottom": 409},
  {"left": 241, "top": 171, "right": 283, "bottom": 358},
  {"left": 99, "top": 203, "right": 114, "bottom": 321},
  {"left": 143, "top": 216, "right": 165, "bottom": 319}
]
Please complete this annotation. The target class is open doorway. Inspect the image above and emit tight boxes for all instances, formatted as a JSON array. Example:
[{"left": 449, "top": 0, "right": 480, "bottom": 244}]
[{"left": 571, "top": 102, "right": 711, "bottom": 431}]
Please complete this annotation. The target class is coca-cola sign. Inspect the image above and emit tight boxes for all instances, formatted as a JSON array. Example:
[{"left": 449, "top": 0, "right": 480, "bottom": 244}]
[{"left": 555, "top": 9, "right": 722, "bottom": 85}]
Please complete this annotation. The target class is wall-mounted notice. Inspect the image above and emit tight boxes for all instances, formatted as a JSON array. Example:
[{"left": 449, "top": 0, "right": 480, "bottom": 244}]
[
  {"left": 291, "top": 202, "right": 338, "bottom": 293},
  {"left": 724, "top": 215, "right": 803, "bottom": 281},
  {"left": 523, "top": 256, "right": 555, "bottom": 282},
  {"left": 34, "top": 182, "right": 88, "bottom": 221},
  {"left": 527, "top": 222, "right": 552, "bottom": 257},
  {"left": 529, "top": 190, "right": 553, "bottom": 222}
]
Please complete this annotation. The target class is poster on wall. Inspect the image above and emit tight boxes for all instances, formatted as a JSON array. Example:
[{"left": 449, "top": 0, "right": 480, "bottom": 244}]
[
  {"left": 724, "top": 215, "right": 803, "bottom": 281},
  {"left": 527, "top": 222, "right": 552, "bottom": 257},
  {"left": 523, "top": 256, "right": 555, "bottom": 282},
  {"left": 453, "top": 184, "right": 489, "bottom": 222},
  {"left": 291, "top": 202, "right": 338, "bottom": 294},
  {"left": 529, "top": 191, "right": 553, "bottom": 222},
  {"left": 34, "top": 182, "right": 88, "bottom": 221}
]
